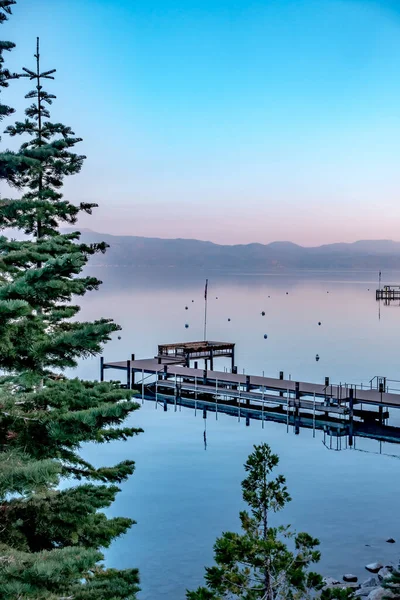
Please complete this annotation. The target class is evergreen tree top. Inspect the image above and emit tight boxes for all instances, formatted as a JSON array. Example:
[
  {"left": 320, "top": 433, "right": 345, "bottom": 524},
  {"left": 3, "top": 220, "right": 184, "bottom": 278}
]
[
  {"left": 0, "top": 38, "right": 116, "bottom": 377},
  {"left": 3, "top": 37, "right": 93, "bottom": 235}
]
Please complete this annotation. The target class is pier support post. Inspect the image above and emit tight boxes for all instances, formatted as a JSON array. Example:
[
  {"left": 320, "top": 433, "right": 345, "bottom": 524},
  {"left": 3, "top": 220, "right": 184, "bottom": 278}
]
[
  {"left": 379, "top": 382, "right": 384, "bottom": 424},
  {"left": 163, "top": 365, "right": 168, "bottom": 380},
  {"left": 209, "top": 349, "right": 214, "bottom": 371},
  {"left": 279, "top": 371, "right": 284, "bottom": 397},
  {"left": 349, "top": 387, "right": 354, "bottom": 447},
  {"left": 246, "top": 414, "right": 250, "bottom": 427},
  {"left": 194, "top": 361, "right": 198, "bottom": 369},
  {"left": 203, "top": 369, "right": 207, "bottom": 385},
  {"left": 294, "top": 382, "right": 300, "bottom": 418},
  {"left": 246, "top": 375, "right": 250, "bottom": 406},
  {"left": 294, "top": 385, "right": 300, "bottom": 434},
  {"left": 126, "top": 360, "right": 131, "bottom": 389},
  {"left": 100, "top": 357, "right": 104, "bottom": 382},
  {"left": 232, "top": 366, "right": 238, "bottom": 390},
  {"left": 231, "top": 347, "right": 235, "bottom": 372},
  {"left": 215, "top": 378, "right": 218, "bottom": 419},
  {"left": 174, "top": 375, "right": 177, "bottom": 411},
  {"left": 131, "top": 354, "right": 136, "bottom": 384}
]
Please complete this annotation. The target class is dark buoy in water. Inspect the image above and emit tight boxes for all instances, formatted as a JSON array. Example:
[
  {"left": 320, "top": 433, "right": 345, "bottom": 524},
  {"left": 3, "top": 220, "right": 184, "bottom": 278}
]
[
  {"left": 268, "top": 295, "right": 270, "bottom": 298},
  {"left": 228, "top": 318, "right": 231, "bottom": 322},
  {"left": 185, "top": 324, "right": 189, "bottom": 329},
  {"left": 117, "top": 336, "right": 121, "bottom": 340},
  {"left": 264, "top": 334, "right": 268, "bottom": 339},
  {"left": 185, "top": 306, "right": 188, "bottom": 310},
  {"left": 216, "top": 296, "right": 218, "bottom": 299},
  {"left": 261, "top": 311, "right": 265, "bottom": 316},
  {"left": 286, "top": 292, "right": 288, "bottom": 295},
  {"left": 318, "top": 321, "right": 321, "bottom": 326},
  {"left": 192, "top": 300, "right": 194, "bottom": 302},
  {"left": 315, "top": 354, "right": 320, "bottom": 362}
]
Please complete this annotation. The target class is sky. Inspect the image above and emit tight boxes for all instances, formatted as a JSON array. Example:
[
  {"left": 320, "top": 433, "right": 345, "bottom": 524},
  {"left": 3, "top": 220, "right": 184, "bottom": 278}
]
[{"left": 2, "top": 0, "right": 400, "bottom": 246}]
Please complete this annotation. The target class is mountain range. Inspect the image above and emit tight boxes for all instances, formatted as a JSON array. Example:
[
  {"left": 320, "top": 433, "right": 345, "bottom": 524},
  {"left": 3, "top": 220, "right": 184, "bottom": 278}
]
[{"left": 76, "top": 230, "right": 400, "bottom": 270}]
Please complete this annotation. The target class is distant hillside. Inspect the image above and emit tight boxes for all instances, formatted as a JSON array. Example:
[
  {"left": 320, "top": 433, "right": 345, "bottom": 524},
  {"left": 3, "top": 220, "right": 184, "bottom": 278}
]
[{"left": 74, "top": 230, "right": 400, "bottom": 270}]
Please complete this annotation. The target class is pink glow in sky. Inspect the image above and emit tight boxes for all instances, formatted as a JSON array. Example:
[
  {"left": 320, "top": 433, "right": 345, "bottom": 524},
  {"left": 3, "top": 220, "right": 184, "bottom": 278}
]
[{"left": 6, "top": 0, "right": 400, "bottom": 246}]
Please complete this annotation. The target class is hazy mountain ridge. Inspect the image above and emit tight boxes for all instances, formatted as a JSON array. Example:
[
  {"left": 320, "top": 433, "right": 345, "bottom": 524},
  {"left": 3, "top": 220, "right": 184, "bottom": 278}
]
[{"left": 74, "top": 230, "right": 400, "bottom": 269}]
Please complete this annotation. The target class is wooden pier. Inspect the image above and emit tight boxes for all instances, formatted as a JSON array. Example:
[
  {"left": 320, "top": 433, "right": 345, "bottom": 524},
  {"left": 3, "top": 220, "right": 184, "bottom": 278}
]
[
  {"left": 101, "top": 340, "right": 400, "bottom": 447},
  {"left": 376, "top": 285, "right": 400, "bottom": 301}
]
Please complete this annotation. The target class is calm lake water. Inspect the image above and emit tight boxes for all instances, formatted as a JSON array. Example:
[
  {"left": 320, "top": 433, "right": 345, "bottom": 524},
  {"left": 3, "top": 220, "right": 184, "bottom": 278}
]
[{"left": 75, "top": 268, "right": 400, "bottom": 599}]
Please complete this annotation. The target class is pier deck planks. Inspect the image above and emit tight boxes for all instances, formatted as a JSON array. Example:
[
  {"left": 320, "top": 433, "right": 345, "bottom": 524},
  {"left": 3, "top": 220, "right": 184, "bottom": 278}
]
[{"left": 103, "top": 358, "right": 400, "bottom": 409}]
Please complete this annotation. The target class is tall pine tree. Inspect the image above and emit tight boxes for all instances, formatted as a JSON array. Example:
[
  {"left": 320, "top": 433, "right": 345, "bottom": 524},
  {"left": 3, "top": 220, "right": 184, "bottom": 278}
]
[{"left": 0, "top": 7, "right": 142, "bottom": 598}]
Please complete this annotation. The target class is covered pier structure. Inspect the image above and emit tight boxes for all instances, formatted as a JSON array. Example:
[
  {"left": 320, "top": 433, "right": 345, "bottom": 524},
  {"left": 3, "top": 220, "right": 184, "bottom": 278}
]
[{"left": 156, "top": 340, "right": 235, "bottom": 370}]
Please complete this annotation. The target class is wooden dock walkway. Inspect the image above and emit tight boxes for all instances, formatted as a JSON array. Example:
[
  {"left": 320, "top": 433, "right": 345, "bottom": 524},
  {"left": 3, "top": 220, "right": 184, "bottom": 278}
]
[
  {"left": 101, "top": 340, "right": 400, "bottom": 448},
  {"left": 102, "top": 356, "right": 400, "bottom": 409}
]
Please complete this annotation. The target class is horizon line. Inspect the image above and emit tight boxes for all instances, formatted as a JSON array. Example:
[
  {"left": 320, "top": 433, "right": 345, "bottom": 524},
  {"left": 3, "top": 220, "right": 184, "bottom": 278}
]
[{"left": 69, "top": 228, "right": 400, "bottom": 249}]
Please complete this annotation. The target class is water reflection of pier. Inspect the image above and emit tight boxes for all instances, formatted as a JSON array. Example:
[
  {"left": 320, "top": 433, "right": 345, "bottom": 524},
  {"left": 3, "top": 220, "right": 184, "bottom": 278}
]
[{"left": 101, "top": 340, "right": 400, "bottom": 451}]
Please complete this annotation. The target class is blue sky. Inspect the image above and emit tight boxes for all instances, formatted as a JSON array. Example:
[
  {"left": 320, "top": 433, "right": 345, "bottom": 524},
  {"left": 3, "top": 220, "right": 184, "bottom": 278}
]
[{"left": 3, "top": 0, "right": 400, "bottom": 244}]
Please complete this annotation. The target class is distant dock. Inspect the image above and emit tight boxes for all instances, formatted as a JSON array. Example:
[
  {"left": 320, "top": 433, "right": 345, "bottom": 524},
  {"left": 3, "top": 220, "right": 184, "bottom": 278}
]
[
  {"left": 101, "top": 340, "right": 400, "bottom": 448},
  {"left": 376, "top": 285, "right": 400, "bottom": 301}
]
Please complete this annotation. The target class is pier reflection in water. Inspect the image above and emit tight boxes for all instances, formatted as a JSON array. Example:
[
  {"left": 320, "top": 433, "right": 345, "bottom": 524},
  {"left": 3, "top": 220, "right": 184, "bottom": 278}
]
[{"left": 141, "top": 393, "right": 400, "bottom": 458}]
